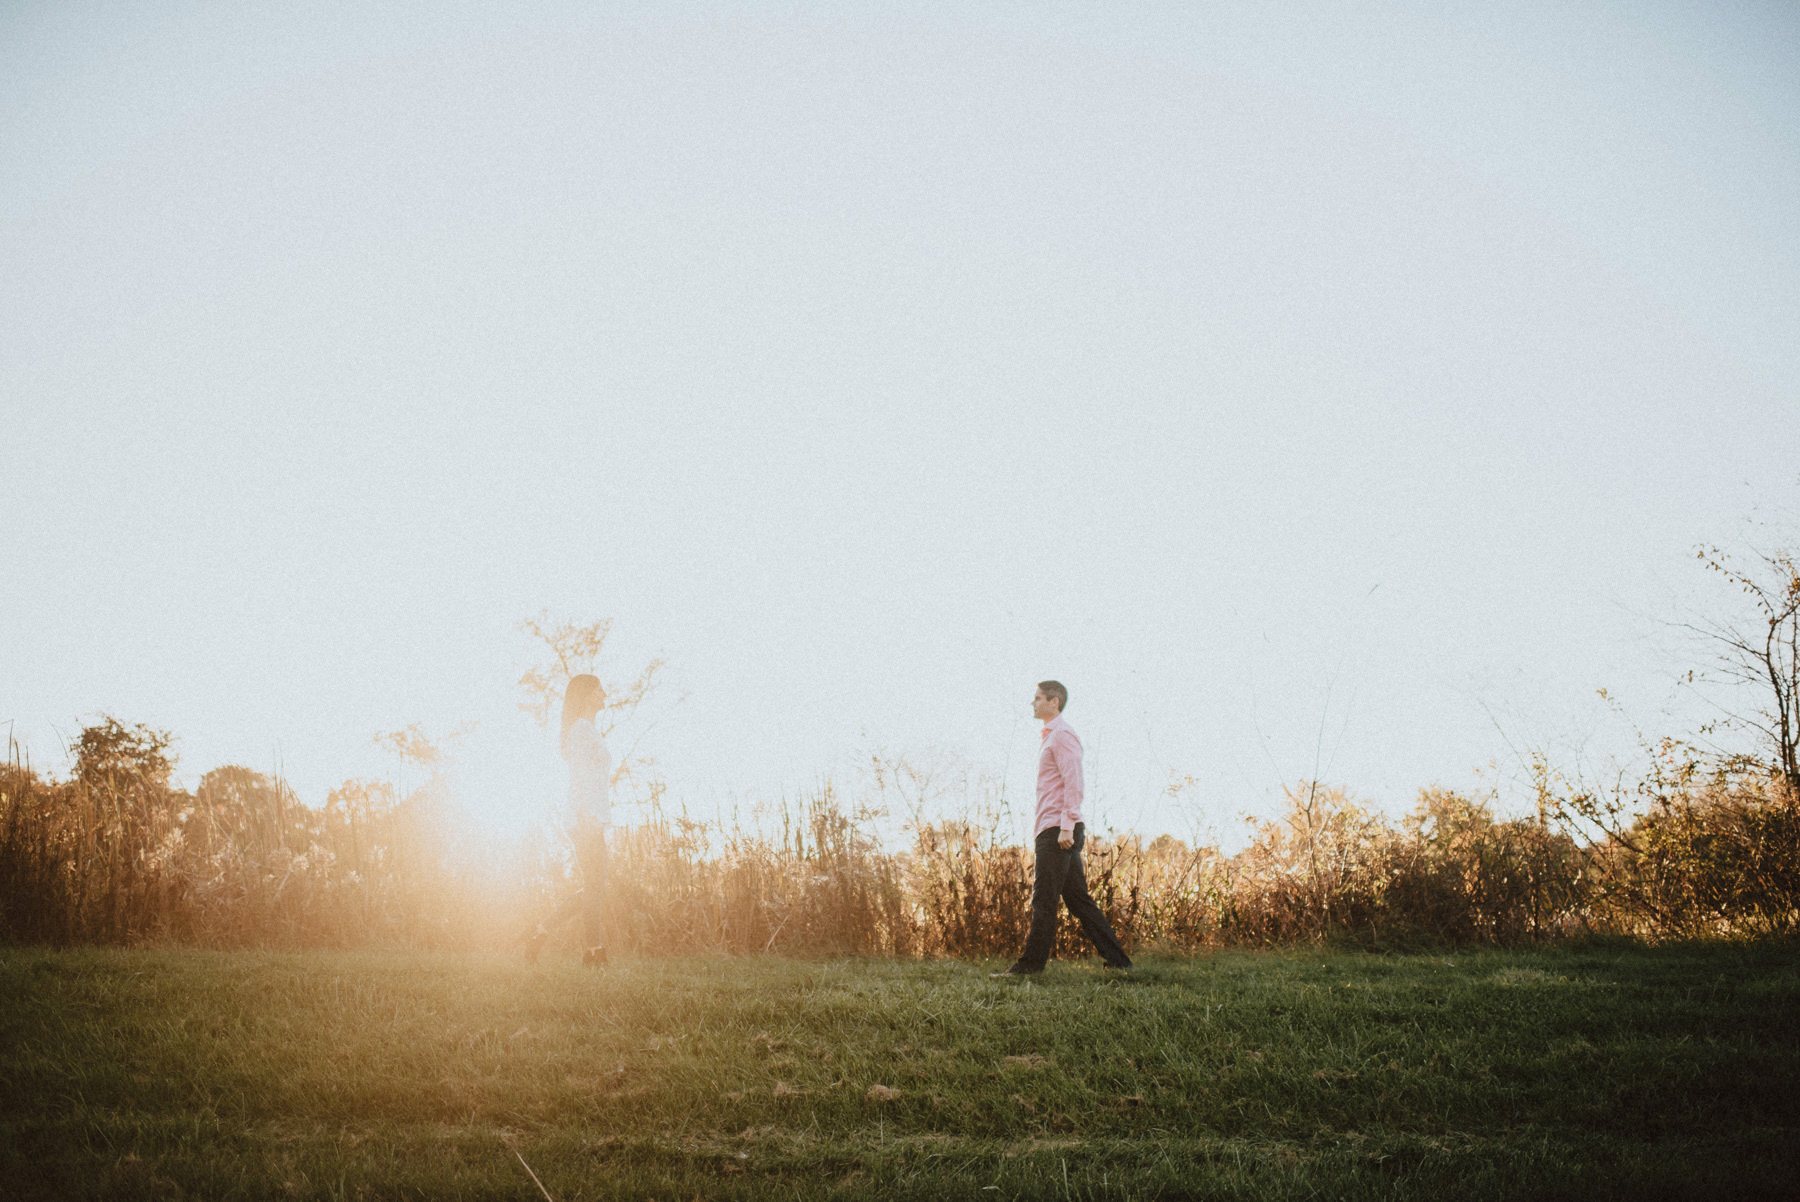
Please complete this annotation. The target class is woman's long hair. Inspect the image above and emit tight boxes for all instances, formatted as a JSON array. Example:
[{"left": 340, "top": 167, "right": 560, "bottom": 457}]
[{"left": 559, "top": 674, "right": 604, "bottom": 758}]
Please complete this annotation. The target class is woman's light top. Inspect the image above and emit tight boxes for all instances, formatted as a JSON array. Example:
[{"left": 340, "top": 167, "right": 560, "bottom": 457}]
[{"left": 564, "top": 717, "right": 611, "bottom": 827}]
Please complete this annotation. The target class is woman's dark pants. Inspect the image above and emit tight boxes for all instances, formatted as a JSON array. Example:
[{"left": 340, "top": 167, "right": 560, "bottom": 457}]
[
  {"left": 546, "top": 821, "right": 608, "bottom": 948},
  {"left": 1015, "top": 822, "right": 1131, "bottom": 971}
]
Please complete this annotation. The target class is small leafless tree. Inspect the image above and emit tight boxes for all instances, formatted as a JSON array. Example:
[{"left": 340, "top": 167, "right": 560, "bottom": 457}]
[
  {"left": 1689, "top": 545, "right": 1800, "bottom": 796},
  {"left": 515, "top": 611, "right": 672, "bottom": 788}
]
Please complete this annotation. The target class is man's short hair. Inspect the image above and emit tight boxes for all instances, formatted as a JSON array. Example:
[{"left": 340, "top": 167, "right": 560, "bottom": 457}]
[{"left": 1038, "top": 680, "right": 1068, "bottom": 713}]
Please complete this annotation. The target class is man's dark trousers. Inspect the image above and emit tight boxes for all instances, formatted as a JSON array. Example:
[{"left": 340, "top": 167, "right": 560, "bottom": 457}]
[{"left": 1016, "top": 823, "right": 1132, "bottom": 971}]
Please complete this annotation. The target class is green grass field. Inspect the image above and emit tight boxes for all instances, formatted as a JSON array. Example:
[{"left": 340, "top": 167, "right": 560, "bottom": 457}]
[{"left": 2, "top": 943, "right": 1796, "bottom": 1200}]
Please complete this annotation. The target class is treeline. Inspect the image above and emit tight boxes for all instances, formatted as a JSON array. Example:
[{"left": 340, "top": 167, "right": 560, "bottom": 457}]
[{"left": 4, "top": 717, "right": 1796, "bottom": 956}]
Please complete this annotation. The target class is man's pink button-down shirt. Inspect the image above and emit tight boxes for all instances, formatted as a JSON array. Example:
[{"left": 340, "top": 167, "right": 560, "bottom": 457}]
[{"left": 1035, "top": 714, "right": 1084, "bottom": 838}]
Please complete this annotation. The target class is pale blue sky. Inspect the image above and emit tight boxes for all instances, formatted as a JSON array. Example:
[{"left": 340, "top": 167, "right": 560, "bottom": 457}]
[{"left": 4, "top": 2, "right": 1797, "bottom": 839}]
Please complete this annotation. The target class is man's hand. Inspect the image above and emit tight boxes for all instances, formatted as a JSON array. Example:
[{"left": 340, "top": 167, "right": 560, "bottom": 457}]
[{"left": 1058, "top": 834, "right": 1073, "bottom": 850}]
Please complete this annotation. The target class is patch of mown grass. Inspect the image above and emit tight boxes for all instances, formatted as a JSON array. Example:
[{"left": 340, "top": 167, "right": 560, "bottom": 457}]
[{"left": 2, "top": 943, "right": 1796, "bottom": 1199}]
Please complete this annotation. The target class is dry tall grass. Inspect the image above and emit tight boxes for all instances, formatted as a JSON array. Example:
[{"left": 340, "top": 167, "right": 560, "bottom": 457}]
[{"left": 4, "top": 718, "right": 1795, "bottom": 955}]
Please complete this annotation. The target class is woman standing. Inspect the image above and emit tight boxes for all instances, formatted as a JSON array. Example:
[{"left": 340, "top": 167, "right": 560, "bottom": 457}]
[{"left": 524, "top": 673, "right": 612, "bottom": 965}]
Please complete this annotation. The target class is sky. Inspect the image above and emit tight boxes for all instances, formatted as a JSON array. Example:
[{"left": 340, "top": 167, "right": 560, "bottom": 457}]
[{"left": 4, "top": 1, "right": 1798, "bottom": 843}]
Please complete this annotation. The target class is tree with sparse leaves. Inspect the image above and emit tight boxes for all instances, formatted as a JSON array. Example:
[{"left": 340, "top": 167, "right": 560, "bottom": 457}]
[
  {"left": 1689, "top": 545, "right": 1800, "bottom": 797},
  {"left": 515, "top": 613, "right": 666, "bottom": 733},
  {"left": 515, "top": 612, "right": 671, "bottom": 790}
]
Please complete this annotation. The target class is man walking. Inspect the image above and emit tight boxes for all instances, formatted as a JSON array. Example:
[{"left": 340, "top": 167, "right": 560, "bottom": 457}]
[{"left": 993, "top": 680, "right": 1133, "bottom": 976}]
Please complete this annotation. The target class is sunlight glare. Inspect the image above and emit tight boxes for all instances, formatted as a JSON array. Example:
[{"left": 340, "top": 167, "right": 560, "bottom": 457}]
[{"left": 443, "top": 714, "right": 564, "bottom": 840}]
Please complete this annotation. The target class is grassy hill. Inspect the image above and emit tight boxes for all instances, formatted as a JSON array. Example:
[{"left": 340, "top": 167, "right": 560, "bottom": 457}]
[{"left": 3, "top": 943, "right": 1796, "bottom": 1199}]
